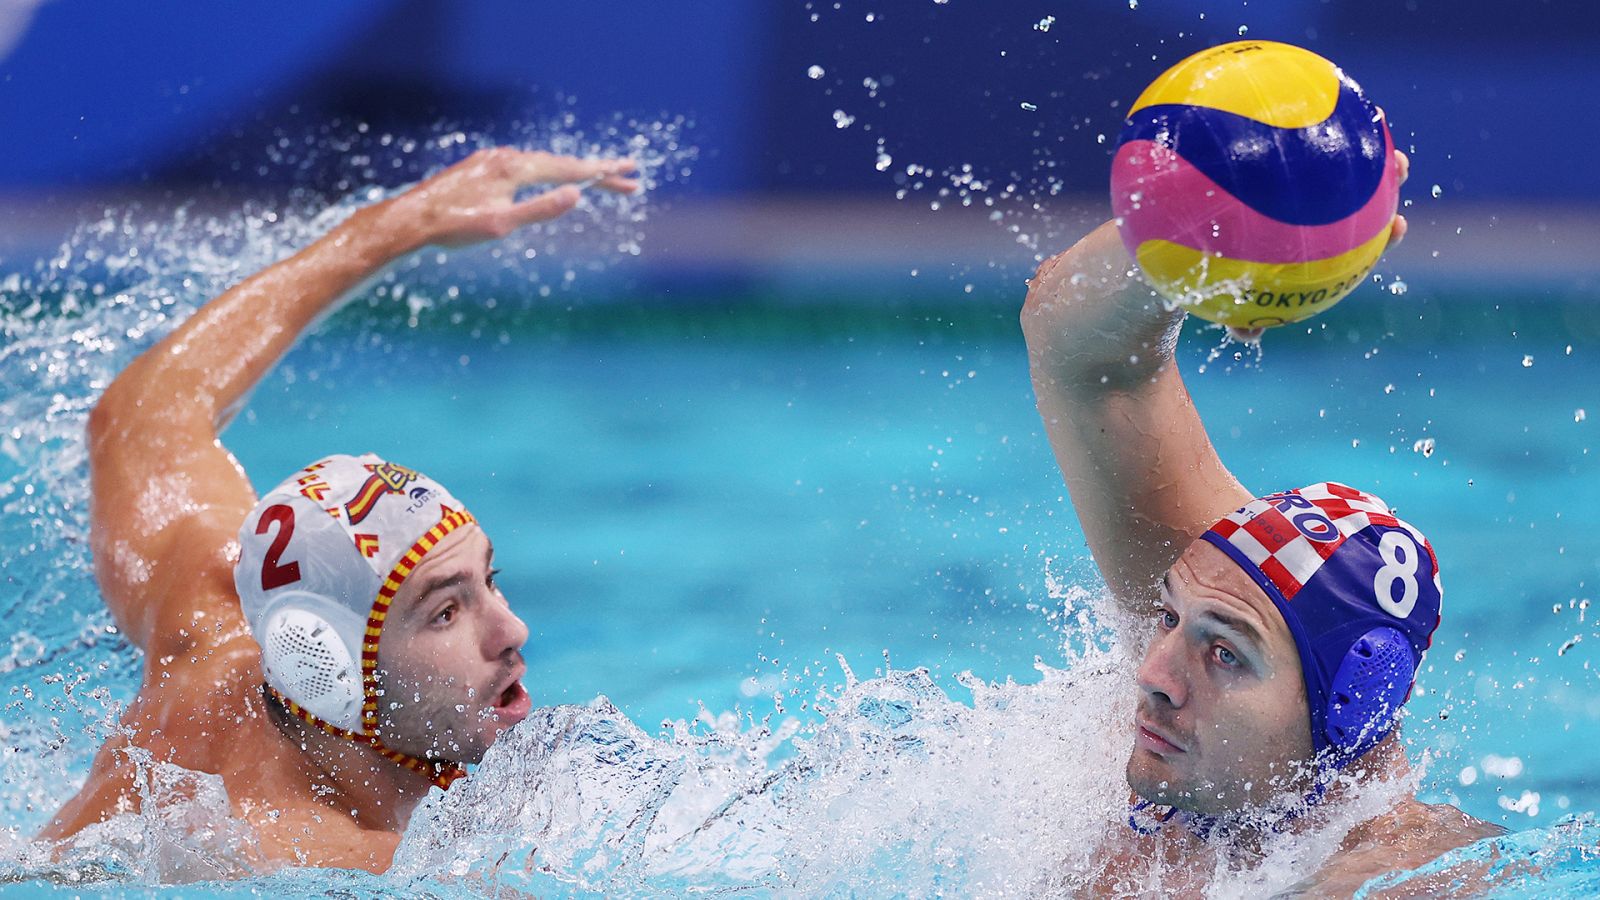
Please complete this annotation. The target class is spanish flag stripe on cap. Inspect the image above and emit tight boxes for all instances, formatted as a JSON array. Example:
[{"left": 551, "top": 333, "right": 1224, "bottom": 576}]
[
  {"left": 267, "top": 686, "right": 465, "bottom": 789},
  {"left": 360, "top": 509, "right": 476, "bottom": 734}
]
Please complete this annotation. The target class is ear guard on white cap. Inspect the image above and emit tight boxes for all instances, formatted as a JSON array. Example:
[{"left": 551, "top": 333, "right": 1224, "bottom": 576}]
[{"left": 256, "top": 592, "right": 367, "bottom": 732}]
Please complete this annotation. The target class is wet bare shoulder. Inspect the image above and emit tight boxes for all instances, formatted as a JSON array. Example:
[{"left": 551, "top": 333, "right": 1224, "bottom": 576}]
[{"left": 1301, "top": 801, "right": 1505, "bottom": 897}]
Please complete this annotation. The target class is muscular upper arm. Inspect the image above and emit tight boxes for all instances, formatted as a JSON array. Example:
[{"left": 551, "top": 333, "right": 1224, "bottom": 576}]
[
  {"left": 87, "top": 389, "right": 255, "bottom": 659},
  {"left": 1022, "top": 221, "right": 1252, "bottom": 609},
  {"left": 1028, "top": 360, "right": 1253, "bottom": 605}
]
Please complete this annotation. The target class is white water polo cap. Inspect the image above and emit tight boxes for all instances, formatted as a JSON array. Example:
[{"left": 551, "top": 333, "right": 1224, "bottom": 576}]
[{"left": 234, "top": 454, "right": 475, "bottom": 783}]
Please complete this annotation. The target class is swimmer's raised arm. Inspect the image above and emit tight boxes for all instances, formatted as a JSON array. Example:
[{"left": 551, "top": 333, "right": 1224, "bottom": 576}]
[
  {"left": 1020, "top": 223, "right": 1253, "bottom": 611},
  {"left": 86, "top": 148, "right": 638, "bottom": 660},
  {"left": 1021, "top": 153, "right": 1409, "bottom": 613}
]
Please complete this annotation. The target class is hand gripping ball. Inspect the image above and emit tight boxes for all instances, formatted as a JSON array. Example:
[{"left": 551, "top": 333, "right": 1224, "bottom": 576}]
[{"left": 1111, "top": 41, "right": 1401, "bottom": 329}]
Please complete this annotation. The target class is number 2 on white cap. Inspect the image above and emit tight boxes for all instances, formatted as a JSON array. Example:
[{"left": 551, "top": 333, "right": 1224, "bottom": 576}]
[{"left": 257, "top": 504, "right": 302, "bottom": 591}]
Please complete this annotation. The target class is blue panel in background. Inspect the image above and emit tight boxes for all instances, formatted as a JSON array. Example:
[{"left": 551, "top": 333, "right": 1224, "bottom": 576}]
[
  {"left": 1, "top": 0, "right": 772, "bottom": 194},
  {"left": 0, "top": 0, "right": 394, "bottom": 187},
  {"left": 0, "top": 0, "right": 1594, "bottom": 202}
]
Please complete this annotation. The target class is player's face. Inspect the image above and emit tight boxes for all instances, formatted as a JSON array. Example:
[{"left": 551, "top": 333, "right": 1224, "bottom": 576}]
[
  {"left": 1126, "top": 539, "right": 1315, "bottom": 816},
  {"left": 373, "top": 524, "right": 531, "bottom": 765}
]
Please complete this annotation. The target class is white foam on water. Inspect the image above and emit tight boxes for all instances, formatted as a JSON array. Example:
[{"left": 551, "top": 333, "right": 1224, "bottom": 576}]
[
  {"left": 390, "top": 637, "right": 1141, "bottom": 895},
  {"left": 382, "top": 589, "right": 1424, "bottom": 897}
]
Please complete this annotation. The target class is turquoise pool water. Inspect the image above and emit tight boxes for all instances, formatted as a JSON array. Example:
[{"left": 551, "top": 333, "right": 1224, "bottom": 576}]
[
  {"left": 2, "top": 216, "right": 1598, "bottom": 893},
  {"left": 232, "top": 299, "right": 1600, "bottom": 818}
]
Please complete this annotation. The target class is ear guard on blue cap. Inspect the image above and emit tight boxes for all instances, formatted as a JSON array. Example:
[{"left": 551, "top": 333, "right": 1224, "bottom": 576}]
[{"left": 1325, "top": 626, "right": 1415, "bottom": 760}]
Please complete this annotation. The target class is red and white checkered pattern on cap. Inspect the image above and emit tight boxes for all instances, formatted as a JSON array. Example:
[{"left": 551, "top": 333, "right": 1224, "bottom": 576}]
[{"left": 1206, "top": 482, "right": 1437, "bottom": 602}]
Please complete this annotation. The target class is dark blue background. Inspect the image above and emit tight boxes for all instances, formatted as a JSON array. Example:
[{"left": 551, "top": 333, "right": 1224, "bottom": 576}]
[{"left": 2, "top": 0, "right": 1595, "bottom": 203}]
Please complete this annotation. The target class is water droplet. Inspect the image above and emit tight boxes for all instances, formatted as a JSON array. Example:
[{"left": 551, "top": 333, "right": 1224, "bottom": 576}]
[
  {"left": 1387, "top": 279, "right": 1408, "bottom": 295},
  {"left": 1522, "top": 355, "right": 1534, "bottom": 368},
  {"left": 1412, "top": 437, "right": 1436, "bottom": 458},
  {"left": 1237, "top": 24, "right": 1248, "bottom": 35},
  {"left": 875, "top": 152, "right": 893, "bottom": 171},
  {"left": 832, "top": 109, "right": 856, "bottom": 129},
  {"left": 1019, "top": 101, "right": 1038, "bottom": 112},
  {"left": 1431, "top": 184, "right": 1444, "bottom": 198},
  {"left": 1577, "top": 409, "right": 1588, "bottom": 423},
  {"left": 1034, "top": 15, "right": 1056, "bottom": 32},
  {"left": 807, "top": 65, "right": 826, "bottom": 80}
]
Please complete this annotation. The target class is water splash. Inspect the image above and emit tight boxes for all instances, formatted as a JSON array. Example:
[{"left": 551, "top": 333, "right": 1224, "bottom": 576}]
[
  {"left": 1, "top": 748, "right": 259, "bottom": 885},
  {"left": 382, "top": 618, "right": 1430, "bottom": 898},
  {"left": 391, "top": 638, "right": 1142, "bottom": 896}
]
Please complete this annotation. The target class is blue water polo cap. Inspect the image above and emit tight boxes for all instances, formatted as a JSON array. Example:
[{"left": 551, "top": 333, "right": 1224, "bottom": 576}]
[{"left": 1200, "top": 483, "right": 1442, "bottom": 763}]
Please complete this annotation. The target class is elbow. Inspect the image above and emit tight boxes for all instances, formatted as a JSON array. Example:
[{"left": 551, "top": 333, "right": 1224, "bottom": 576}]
[
  {"left": 86, "top": 376, "right": 137, "bottom": 456},
  {"left": 86, "top": 388, "right": 116, "bottom": 448}
]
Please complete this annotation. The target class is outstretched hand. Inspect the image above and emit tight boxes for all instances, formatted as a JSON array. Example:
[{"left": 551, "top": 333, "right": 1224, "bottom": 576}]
[{"left": 386, "top": 147, "right": 639, "bottom": 250}]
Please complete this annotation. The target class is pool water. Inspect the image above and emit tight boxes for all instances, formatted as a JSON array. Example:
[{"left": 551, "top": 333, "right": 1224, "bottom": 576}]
[{"left": 2, "top": 220, "right": 1599, "bottom": 894}]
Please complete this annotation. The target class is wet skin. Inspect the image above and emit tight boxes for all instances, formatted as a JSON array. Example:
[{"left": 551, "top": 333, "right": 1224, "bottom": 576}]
[
  {"left": 374, "top": 524, "right": 532, "bottom": 766},
  {"left": 1128, "top": 539, "right": 1316, "bottom": 816}
]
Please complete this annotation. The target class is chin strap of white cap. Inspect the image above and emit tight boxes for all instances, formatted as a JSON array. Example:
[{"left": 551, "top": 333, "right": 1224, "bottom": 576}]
[
  {"left": 268, "top": 506, "right": 478, "bottom": 791},
  {"left": 267, "top": 686, "right": 466, "bottom": 790}
]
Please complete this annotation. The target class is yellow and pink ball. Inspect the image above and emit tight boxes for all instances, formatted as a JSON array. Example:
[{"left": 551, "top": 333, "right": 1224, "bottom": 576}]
[{"left": 1111, "top": 41, "right": 1401, "bottom": 329}]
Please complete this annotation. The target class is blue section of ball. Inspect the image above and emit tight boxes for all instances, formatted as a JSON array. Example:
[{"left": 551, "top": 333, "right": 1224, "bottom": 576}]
[{"left": 1118, "top": 81, "right": 1387, "bottom": 226}]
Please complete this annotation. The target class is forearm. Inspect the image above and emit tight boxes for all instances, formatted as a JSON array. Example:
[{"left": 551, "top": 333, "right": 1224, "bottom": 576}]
[
  {"left": 79, "top": 148, "right": 637, "bottom": 654},
  {"left": 1022, "top": 220, "right": 1250, "bottom": 605},
  {"left": 1030, "top": 363, "right": 1251, "bottom": 601},
  {"left": 91, "top": 200, "right": 418, "bottom": 441},
  {"left": 1020, "top": 220, "right": 1184, "bottom": 393}
]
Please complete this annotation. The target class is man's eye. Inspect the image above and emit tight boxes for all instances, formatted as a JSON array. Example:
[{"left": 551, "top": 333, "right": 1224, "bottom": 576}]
[
  {"left": 434, "top": 604, "right": 457, "bottom": 625},
  {"left": 1213, "top": 645, "right": 1239, "bottom": 668},
  {"left": 1156, "top": 608, "right": 1178, "bottom": 629},
  {"left": 486, "top": 567, "right": 502, "bottom": 590}
]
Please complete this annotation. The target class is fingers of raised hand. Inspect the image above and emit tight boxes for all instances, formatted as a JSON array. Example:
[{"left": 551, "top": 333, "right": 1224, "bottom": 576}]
[
  {"left": 590, "top": 170, "right": 641, "bottom": 194},
  {"left": 507, "top": 184, "right": 582, "bottom": 228},
  {"left": 515, "top": 152, "right": 638, "bottom": 187},
  {"left": 1384, "top": 150, "right": 1410, "bottom": 249},
  {"left": 1388, "top": 213, "right": 1408, "bottom": 248}
]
